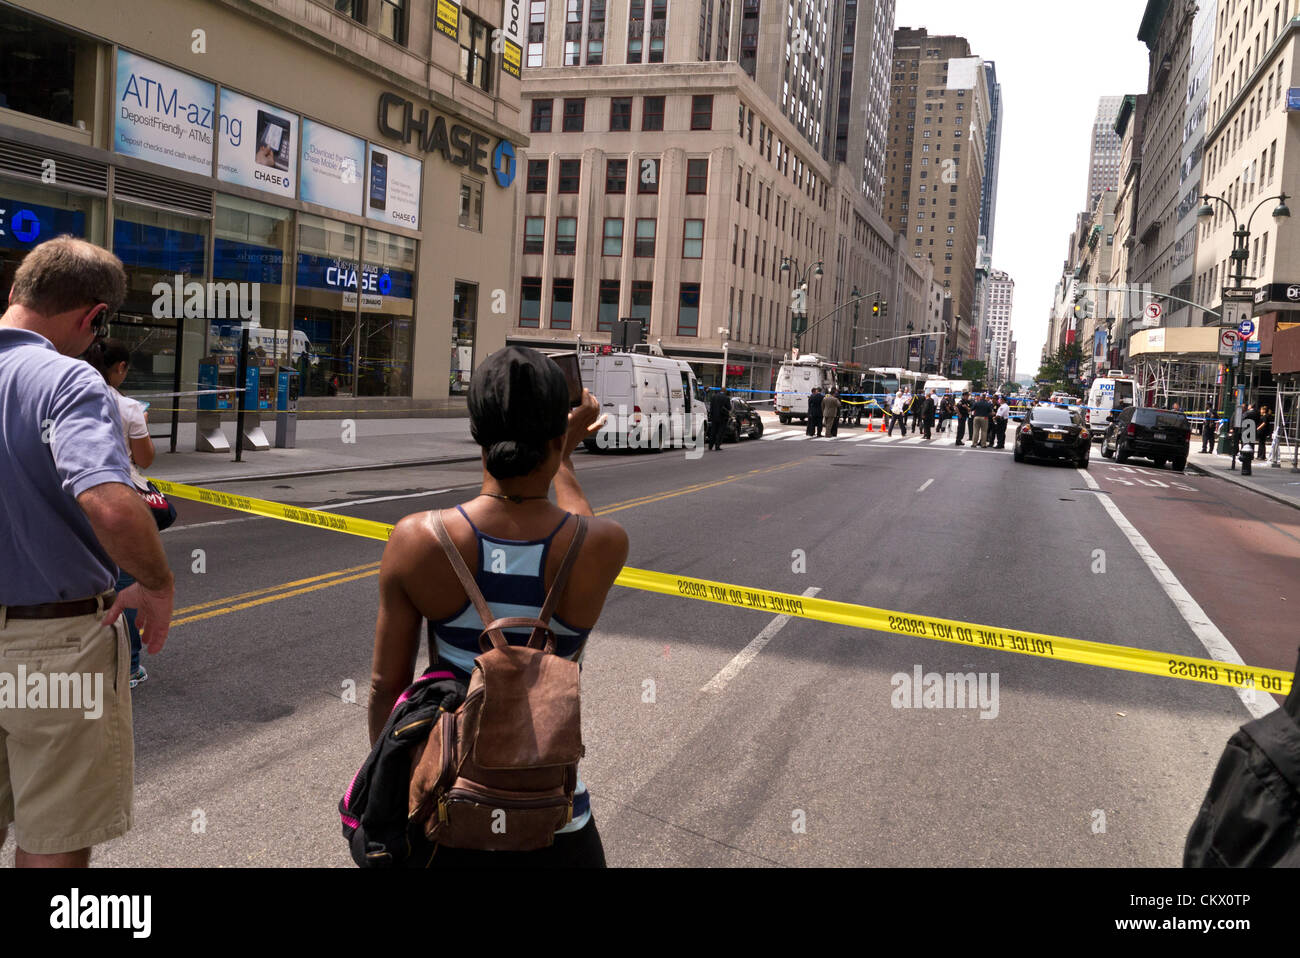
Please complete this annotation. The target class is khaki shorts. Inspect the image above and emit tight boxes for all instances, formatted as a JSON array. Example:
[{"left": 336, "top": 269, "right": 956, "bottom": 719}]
[{"left": 0, "top": 600, "right": 133, "bottom": 855}]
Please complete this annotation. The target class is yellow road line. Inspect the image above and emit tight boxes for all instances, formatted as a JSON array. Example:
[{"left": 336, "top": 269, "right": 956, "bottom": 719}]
[
  {"left": 172, "top": 570, "right": 382, "bottom": 626},
  {"left": 174, "top": 562, "right": 381, "bottom": 615}
]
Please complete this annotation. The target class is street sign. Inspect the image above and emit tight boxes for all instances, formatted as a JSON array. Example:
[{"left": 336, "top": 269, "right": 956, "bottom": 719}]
[
  {"left": 1219, "top": 328, "right": 1240, "bottom": 357},
  {"left": 1222, "top": 287, "right": 1257, "bottom": 303},
  {"left": 1288, "top": 87, "right": 1300, "bottom": 111},
  {"left": 1237, "top": 319, "right": 1255, "bottom": 337},
  {"left": 1143, "top": 302, "right": 1163, "bottom": 322}
]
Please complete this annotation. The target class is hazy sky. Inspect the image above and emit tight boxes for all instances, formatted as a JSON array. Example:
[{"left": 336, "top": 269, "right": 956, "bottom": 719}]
[{"left": 892, "top": 0, "right": 1151, "bottom": 377}]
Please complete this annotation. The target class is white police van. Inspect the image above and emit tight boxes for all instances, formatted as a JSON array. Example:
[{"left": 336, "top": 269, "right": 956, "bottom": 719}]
[
  {"left": 579, "top": 345, "right": 702, "bottom": 451},
  {"left": 1085, "top": 373, "right": 1137, "bottom": 440}
]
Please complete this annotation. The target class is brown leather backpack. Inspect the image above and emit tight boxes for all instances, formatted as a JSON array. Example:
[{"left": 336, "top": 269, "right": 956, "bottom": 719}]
[{"left": 408, "top": 510, "right": 588, "bottom": 851}]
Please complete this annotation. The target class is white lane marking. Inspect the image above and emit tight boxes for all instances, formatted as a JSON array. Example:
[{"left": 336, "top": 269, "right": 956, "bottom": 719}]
[
  {"left": 782, "top": 434, "right": 812, "bottom": 441},
  {"left": 873, "top": 435, "right": 901, "bottom": 444},
  {"left": 164, "top": 488, "right": 453, "bottom": 533},
  {"left": 761, "top": 430, "right": 794, "bottom": 440},
  {"left": 1076, "top": 467, "right": 1275, "bottom": 718},
  {"left": 844, "top": 432, "right": 875, "bottom": 442},
  {"left": 916, "top": 478, "right": 934, "bottom": 493},
  {"left": 700, "top": 587, "right": 822, "bottom": 693}
]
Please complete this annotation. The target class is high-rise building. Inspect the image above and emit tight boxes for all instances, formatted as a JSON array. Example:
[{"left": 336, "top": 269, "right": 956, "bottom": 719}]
[
  {"left": 1085, "top": 96, "right": 1124, "bottom": 210},
  {"left": 883, "top": 27, "right": 991, "bottom": 370},
  {"left": 984, "top": 269, "right": 1014, "bottom": 386},
  {"left": 1169, "top": 0, "right": 1216, "bottom": 328},
  {"left": 510, "top": 1, "right": 927, "bottom": 388},
  {"left": 833, "top": 0, "right": 897, "bottom": 211},
  {"left": 979, "top": 61, "right": 1002, "bottom": 255}
]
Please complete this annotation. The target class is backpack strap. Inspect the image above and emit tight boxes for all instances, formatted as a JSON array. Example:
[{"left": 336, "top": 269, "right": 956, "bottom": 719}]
[{"left": 532, "top": 515, "right": 588, "bottom": 649}]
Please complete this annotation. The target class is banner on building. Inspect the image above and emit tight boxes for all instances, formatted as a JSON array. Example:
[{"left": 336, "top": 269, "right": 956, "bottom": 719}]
[
  {"left": 114, "top": 50, "right": 216, "bottom": 177},
  {"left": 300, "top": 119, "right": 366, "bottom": 216},
  {"left": 436, "top": 0, "right": 460, "bottom": 40},
  {"left": 366, "top": 145, "right": 422, "bottom": 229},
  {"left": 217, "top": 89, "right": 298, "bottom": 199},
  {"left": 501, "top": 0, "right": 523, "bottom": 77}
]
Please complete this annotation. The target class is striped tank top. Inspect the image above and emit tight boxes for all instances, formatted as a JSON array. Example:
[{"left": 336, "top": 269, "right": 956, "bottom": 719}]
[{"left": 426, "top": 505, "right": 594, "bottom": 834}]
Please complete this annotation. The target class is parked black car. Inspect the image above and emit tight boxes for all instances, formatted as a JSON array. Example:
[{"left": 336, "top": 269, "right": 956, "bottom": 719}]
[
  {"left": 1013, "top": 404, "right": 1091, "bottom": 467},
  {"left": 726, "top": 397, "right": 765, "bottom": 442},
  {"left": 1100, "top": 406, "right": 1191, "bottom": 470}
]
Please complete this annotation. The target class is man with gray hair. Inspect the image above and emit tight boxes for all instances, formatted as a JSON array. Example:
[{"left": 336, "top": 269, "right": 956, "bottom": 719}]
[{"left": 0, "top": 236, "right": 175, "bottom": 867}]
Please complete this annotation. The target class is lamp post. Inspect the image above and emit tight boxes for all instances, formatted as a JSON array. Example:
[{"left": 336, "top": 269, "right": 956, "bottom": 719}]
[
  {"left": 718, "top": 326, "right": 731, "bottom": 390},
  {"left": 1196, "top": 191, "right": 1291, "bottom": 454},
  {"left": 780, "top": 257, "right": 824, "bottom": 352}
]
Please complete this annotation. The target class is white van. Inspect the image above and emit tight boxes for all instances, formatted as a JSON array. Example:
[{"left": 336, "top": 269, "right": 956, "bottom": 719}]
[
  {"left": 1085, "top": 375, "right": 1137, "bottom": 439},
  {"left": 775, "top": 354, "right": 838, "bottom": 424},
  {"left": 580, "top": 347, "right": 702, "bottom": 451}
]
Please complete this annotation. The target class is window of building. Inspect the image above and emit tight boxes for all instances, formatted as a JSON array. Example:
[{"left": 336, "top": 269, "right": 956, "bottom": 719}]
[
  {"left": 606, "top": 158, "right": 627, "bottom": 193},
  {"left": 602, "top": 217, "right": 623, "bottom": 256},
  {"left": 597, "top": 278, "right": 619, "bottom": 331},
  {"left": 635, "top": 218, "right": 657, "bottom": 257},
  {"left": 530, "top": 99, "right": 553, "bottom": 132},
  {"left": 523, "top": 216, "right": 545, "bottom": 254},
  {"left": 691, "top": 95, "right": 714, "bottom": 130},
  {"left": 686, "top": 158, "right": 709, "bottom": 194},
  {"left": 683, "top": 219, "right": 704, "bottom": 258},
  {"left": 459, "top": 12, "right": 493, "bottom": 93},
  {"left": 610, "top": 96, "right": 632, "bottom": 130},
  {"left": 555, "top": 217, "right": 577, "bottom": 255},
  {"left": 458, "top": 178, "right": 483, "bottom": 231},
  {"left": 527, "top": 0, "right": 546, "bottom": 66},
  {"left": 631, "top": 280, "right": 653, "bottom": 329},
  {"left": 377, "top": 0, "right": 407, "bottom": 43},
  {"left": 558, "top": 159, "right": 581, "bottom": 192},
  {"left": 638, "top": 157, "right": 660, "bottom": 193},
  {"left": 563, "top": 98, "right": 586, "bottom": 132},
  {"left": 519, "top": 277, "right": 542, "bottom": 328},
  {"left": 643, "top": 95, "right": 665, "bottom": 131},
  {"left": 678, "top": 283, "right": 700, "bottom": 336},
  {"left": 526, "top": 159, "right": 548, "bottom": 193},
  {"left": 628, "top": 1, "right": 645, "bottom": 62},
  {"left": 551, "top": 278, "right": 574, "bottom": 328}
]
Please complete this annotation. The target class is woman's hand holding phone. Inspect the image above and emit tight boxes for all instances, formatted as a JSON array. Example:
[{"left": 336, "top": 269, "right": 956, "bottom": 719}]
[{"left": 563, "top": 389, "right": 604, "bottom": 458}]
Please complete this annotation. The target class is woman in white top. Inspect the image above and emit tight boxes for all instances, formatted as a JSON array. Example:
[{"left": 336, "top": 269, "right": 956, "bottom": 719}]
[{"left": 84, "top": 339, "right": 155, "bottom": 688}]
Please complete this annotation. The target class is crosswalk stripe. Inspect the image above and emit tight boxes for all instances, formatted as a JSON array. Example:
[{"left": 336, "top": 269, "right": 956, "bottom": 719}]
[
  {"left": 872, "top": 435, "right": 900, "bottom": 444},
  {"left": 900, "top": 437, "right": 926, "bottom": 445},
  {"left": 761, "top": 430, "right": 794, "bottom": 440}
]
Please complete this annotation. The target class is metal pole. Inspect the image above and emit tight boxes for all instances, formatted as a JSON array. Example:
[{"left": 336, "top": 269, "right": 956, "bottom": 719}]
[
  {"left": 169, "top": 314, "right": 183, "bottom": 454},
  {"left": 235, "top": 327, "right": 249, "bottom": 463},
  {"left": 721, "top": 342, "right": 729, "bottom": 389}
]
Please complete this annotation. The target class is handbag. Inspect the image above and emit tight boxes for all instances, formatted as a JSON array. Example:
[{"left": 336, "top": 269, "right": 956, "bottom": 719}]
[{"left": 139, "top": 480, "right": 177, "bottom": 531}]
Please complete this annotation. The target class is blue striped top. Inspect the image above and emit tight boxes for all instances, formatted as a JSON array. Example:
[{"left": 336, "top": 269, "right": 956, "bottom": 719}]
[{"left": 427, "top": 505, "right": 593, "bottom": 833}]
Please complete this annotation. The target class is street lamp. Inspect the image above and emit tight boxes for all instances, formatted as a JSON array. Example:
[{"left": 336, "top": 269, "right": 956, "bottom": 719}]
[
  {"left": 1197, "top": 191, "right": 1291, "bottom": 454},
  {"left": 780, "top": 257, "right": 824, "bottom": 351},
  {"left": 718, "top": 326, "right": 731, "bottom": 389}
]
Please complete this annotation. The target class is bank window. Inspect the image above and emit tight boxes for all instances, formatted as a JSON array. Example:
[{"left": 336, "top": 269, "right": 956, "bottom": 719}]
[
  {"left": 458, "top": 178, "right": 483, "bottom": 231},
  {"left": 598, "top": 279, "right": 620, "bottom": 331},
  {"left": 523, "top": 216, "right": 545, "bottom": 253},
  {"left": 683, "top": 219, "right": 704, "bottom": 258},
  {"left": 602, "top": 217, "right": 624, "bottom": 256},
  {"left": 527, "top": 159, "right": 548, "bottom": 192},
  {"left": 520, "top": 277, "right": 542, "bottom": 328},
  {"left": 551, "top": 278, "right": 574, "bottom": 329},
  {"left": 460, "top": 13, "right": 493, "bottom": 93},
  {"left": 555, "top": 217, "right": 577, "bottom": 255},
  {"left": 378, "top": 0, "right": 407, "bottom": 44},
  {"left": 611, "top": 96, "right": 633, "bottom": 130},
  {"left": 643, "top": 95, "right": 665, "bottom": 131},
  {"left": 531, "top": 99, "right": 553, "bottom": 132},
  {"left": 563, "top": 98, "right": 586, "bottom": 132},
  {"left": 558, "top": 158, "right": 581, "bottom": 192},
  {"left": 606, "top": 158, "right": 627, "bottom": 192},
  {"left": 635, "top": 218, "right": 657, "bottom": 257},
  {"left": 678, "top": 283, "right": 700, "bottom": 336},
  {"left": 359, "top": 229, "right": 417, "bottom": 397},
  {"left": 0, "top": 4, "right": 99, "bottom": 129},
  {"left": 638, "top": 157, "right": 660, "bottom": 194},
  {"left": 686, "top": 158, "right": 708, "bottom": 194},
  {"left": 691, "top": 95, "right": 714, "bottom": 130}
]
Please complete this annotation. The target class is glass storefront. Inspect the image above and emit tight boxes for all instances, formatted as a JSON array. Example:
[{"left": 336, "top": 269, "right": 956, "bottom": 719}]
[
  {"left": 212, "top": 193, "right": 293, "bottom": 365},
  {"left": 110, "top": 202, "right": 209, "bottom": 397},
  {"left": 358, "top": 229, "right": 415, "bottom": 396},
  {"left": 451, "top": 281, "right": 477, "bottom": 395},
  {"left": 295, "top": 213, "right": 361, "bottom": 397},
  {"left": 0, "top": 181, "right": 105, "bottom": 294}
]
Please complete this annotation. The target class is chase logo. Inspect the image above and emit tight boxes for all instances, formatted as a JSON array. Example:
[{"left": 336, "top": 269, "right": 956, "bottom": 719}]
[{"left": 492, "top": 140, "right": 516, "bottom": 189}]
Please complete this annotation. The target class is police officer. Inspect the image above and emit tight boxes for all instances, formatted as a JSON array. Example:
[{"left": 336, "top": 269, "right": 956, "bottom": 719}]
[
  {"left": 806, "top": 387, "right": 824, "bottom": 437},
  {"left": 707, "top": 385, "right": 732, "bottom": 450}
]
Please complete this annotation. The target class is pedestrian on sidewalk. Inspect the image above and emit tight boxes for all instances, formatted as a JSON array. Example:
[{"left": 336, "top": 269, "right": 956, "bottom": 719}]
[
  {"left": 823, "top": 389, "right": 841, "bottom": 438},
  {"left": 955, "top": 391, "right": 971, "bottom": 445},
  {"left": 994, "top": 396, "right": 1011, "bottom": 448},
  {"left": 1201, "top": 414, "right": 1217, "bottom": 453},
  {"left": 971, "top": 393, "right": 993, "bottom": 447},
  {"left": 0, "top": 237, "right": 175, "bottom": 868},
  {"left": 1257, "top": 405, "right": 1274, "bottom": 454},
  {"left": 368, "top": 346, "right": 628, "bottom": 867},
  {"left": 921, "top": 391, "right": 936, "bottom": 439},
  {"left": 889, "top": 389, "right": 908, "bottom": 436},
  {"left": 807, "top": 387, "right": 824, "bottom": 437},
  {"left": 707, "top": 385, "right": 731, "bottom": 450},
  {"left": 84, "top": 338, "right": 158, "bottom": 688}
]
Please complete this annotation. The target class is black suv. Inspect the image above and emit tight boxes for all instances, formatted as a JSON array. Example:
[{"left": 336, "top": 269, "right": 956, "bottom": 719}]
[
  {"left": 725, "top": 397, "right": 764, "bottom": 442},
  {"left": 1100, "top": 406, "right": 1191, "bottom": 470}
]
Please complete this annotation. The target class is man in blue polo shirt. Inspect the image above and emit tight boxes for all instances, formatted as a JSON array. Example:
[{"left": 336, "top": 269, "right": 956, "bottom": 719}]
[{"left": 0, "top": 236, "right": 174, "bottom": 867}]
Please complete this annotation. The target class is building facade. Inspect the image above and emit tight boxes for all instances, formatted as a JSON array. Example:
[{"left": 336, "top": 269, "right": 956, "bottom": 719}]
[
  {"left": 1, "top": 0, "right": 523, "bottom": 413},
  {"left": 979, "top": 60, "right": 1002, "bottom": 256},
  {"left": 1085, "top": 95, "right": 1124, "bottom": 210},
  {"left": 984, "top": 268, "right": 1013, "bottom": 386}
]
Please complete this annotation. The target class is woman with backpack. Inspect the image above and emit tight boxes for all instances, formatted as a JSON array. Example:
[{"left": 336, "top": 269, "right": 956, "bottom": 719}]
[{"left": 366, "top": 346, "right": 629, "bottom": 867}]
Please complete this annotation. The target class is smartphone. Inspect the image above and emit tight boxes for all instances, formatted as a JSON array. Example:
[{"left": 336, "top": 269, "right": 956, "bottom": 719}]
[
  {"left": 369, "top": 150, "right": 388, "bottom": 211},
  {"left": 550, "top": 352, "right": 583, "bottom": 406},
  {"left": 256, "top": 110, "right": 290, "bottom": 170}
]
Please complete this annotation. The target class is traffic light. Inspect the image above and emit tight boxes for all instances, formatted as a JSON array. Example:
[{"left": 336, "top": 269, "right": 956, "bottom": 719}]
[
  {"left": 881, "top": 301, "right": 888, "bottom": 318},
  {"left": 871, "top": 301, "right": 880, "bottom": 317}
]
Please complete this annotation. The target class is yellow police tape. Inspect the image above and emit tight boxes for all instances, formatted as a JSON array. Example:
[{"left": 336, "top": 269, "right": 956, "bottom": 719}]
[{"left": 150, "top": 478, "right": 1293, "bottom": 696}]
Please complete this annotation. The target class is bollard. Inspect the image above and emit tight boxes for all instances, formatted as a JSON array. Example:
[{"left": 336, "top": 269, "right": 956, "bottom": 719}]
[{"left": 1241, "top": 444, "right": 1254, "bottom": 476}]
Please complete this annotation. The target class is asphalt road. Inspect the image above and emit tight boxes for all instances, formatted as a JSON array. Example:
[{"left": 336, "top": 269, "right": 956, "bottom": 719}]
[{"left": 14, "top": 415, "right": 1290, "bottom": 867}]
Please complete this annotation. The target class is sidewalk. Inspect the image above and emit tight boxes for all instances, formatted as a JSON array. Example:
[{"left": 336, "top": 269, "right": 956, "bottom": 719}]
[
  {"left": 147, "top": 417, "right": 480, "bottom": 484},
  {"left": 1184, "top": 443, "right": 1300, "bottom": 510}
]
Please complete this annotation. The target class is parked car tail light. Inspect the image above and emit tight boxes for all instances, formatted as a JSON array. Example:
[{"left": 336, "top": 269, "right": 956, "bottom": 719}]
[
  {"left": 1127, "top": 423, "right": 1136, "bottom": 436},
  {"left": 1020, "top": 424, "right": 1031, "bottom": 435}
]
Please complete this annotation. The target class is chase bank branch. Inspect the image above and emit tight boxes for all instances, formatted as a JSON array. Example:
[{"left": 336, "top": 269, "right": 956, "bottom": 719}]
[{"left": 0, "top": 0, "right": 524, "bottom": 413}]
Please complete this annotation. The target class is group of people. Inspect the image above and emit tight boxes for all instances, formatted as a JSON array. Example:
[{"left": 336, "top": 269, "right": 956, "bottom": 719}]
[
  {"left": 1198, "top": 401, "right": 1275, "bottom": 455},
  {"left": 804, "top": 387, "right": 844, "bottom": 438},
  {"left": 886, "top": 389, "right": 1012, "bottom": 448}
]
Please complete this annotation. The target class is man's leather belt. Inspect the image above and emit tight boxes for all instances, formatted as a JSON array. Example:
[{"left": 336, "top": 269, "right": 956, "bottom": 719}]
[{"left": 3, "top": 593, "right": 115, "bottom": 620}]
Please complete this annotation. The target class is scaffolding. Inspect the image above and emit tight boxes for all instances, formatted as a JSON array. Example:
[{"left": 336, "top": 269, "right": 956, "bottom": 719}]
[{"left": 1129, "top": 354, "right": 1223, "bottom": 422}]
